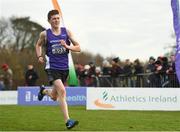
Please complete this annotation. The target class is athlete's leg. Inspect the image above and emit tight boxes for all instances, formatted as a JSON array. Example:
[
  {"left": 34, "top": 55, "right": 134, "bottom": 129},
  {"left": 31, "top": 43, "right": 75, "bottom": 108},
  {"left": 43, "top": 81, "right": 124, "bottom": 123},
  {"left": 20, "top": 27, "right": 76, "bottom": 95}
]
[
  {"left": 39, "top": 69, "right": 59, "bottom": 101},
  {"left": 43, "top": 88, "right": 58, "bottom": 101},
  {"left": 53, "top": 79, "right": 70, "bottom": 122}
]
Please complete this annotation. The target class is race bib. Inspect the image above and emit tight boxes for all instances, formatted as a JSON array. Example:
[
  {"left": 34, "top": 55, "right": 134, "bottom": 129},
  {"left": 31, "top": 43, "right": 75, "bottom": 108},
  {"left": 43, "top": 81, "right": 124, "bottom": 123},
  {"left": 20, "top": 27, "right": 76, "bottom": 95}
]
[{"left": 51, "top": 44, "right": 66, "bottom": 55}]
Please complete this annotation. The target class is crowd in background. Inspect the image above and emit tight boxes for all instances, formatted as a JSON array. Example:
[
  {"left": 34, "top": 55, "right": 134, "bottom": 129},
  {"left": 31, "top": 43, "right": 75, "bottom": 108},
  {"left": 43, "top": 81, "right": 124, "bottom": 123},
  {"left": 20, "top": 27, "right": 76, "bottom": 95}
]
[
  {"left": 75, "top": 55, "right": 179, "bottom": 88},
  {"left": 0, "top": 55, "right": 179, "bottom": 90},
  {"left": 0, "top": 64, "right": 39, "bottom": 90}
]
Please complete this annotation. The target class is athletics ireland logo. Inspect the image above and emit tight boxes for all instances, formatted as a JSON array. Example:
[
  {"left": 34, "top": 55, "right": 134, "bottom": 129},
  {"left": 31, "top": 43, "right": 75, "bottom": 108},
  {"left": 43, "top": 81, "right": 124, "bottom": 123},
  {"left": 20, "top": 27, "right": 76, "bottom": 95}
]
[
  {"left": 94, "top": 91, "right": 114, "bottom": 108},
  {"left": 103, "top": 91, "right": 108, "bottom": 101}
]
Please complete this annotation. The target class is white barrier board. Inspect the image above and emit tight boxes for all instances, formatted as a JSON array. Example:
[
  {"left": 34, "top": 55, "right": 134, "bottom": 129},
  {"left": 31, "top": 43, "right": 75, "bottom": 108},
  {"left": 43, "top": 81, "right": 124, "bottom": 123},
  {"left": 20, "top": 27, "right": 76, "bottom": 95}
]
[
  {"left": 0, "top": 91, "right": 17, "bottom": 105},
  {"left": 87, "top": 88, "right": 180, "bottom": 111}
]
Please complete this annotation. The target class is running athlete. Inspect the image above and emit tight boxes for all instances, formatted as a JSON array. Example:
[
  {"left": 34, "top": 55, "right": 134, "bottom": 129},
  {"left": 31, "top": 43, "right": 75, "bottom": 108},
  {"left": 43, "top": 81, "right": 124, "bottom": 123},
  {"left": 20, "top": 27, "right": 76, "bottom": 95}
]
[{"left": 35, "top": 9, "right": 80, "bottom": 129}]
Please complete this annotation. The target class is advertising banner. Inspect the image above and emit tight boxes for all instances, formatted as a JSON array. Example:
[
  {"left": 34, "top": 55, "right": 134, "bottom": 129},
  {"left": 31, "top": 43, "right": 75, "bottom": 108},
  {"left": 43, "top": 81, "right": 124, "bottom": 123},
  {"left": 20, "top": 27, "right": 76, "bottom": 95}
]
[
  {"left": 87, "top": 88, "right": 180, "bottom": 111},
  {"left": 18, "top": 87, "right": 86, "bottom": 105},
  {"left": 0, "top": 91, "right": 17, "bottom": 105}
]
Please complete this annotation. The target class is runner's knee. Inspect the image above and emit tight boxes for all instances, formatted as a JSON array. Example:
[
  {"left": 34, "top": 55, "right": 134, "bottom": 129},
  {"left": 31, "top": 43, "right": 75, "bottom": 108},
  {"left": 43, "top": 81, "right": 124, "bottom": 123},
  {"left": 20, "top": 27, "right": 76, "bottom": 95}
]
[{"left": 59, "top": 88, "right": 66, "bottom": 98}]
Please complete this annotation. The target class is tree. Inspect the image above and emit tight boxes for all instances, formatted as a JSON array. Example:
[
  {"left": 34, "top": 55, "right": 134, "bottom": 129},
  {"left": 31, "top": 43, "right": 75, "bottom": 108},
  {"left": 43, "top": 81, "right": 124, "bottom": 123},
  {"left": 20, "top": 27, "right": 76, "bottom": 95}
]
[
  {"left": 10, "top": 17, "right": 45, "bottom": 51},
  {"left": 0, "top": 18, "right": 11, "bottom": 46}
]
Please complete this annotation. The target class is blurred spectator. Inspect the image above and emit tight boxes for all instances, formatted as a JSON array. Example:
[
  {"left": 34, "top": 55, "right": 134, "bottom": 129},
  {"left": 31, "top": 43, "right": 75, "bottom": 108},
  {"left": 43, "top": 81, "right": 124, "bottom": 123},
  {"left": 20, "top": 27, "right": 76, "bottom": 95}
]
[
  {"left": 161, "top": 57, "right": 169, "bottom": 74},
  {"left": 88, "top": 62, "right": 97, "bottom": 86},
  {"left": 95, "top": 66, "right": 102, "bottom": 77},
  {"left": 153, "top": 60, "right": 163, "bottom": 87},
  {"left": 111, "top": 57, "right": 123, "bottom": 76},
  {"left": 111, "top": 57, "right": 123, "bottom": 87},
  {"left": 102, "top": 60, "right": 111, "bottom": 75},
  {"left": 145, "top": 56, "right": 156, "bottom": 87},
  {"left": 101, "top": 60, "right": 112, "bottom": 87},
  {"left": 25, "top": 64, "right": 39, "bottom": 86},
  {"left": 94, "top": 66, "right": 102, "bottom": 87},
  {"left": 169, "top": 55, "right": 176, "bottom": 72},
  {"left": 160, "top": 57, "right": 170, "bottom": 86},
  {"left": 0, "top": 75, "right": 5, "bottom": 90},
  {"left": 81, "top": 64, "right": 93, "bottom": 86},
  {"left": 1, "top": 64, "right": 13, "bottom": 90},
  {"left": 165, "top": 55, "right": 179, "bottom": 87},
  {"left": 75, "top": 63, "right": 84, "bottom": 77},
  {"left": 123, "top": 59, "right": 133, "bottom": 75},
  {"left": 133, "top": 59, "right": 144, "bottom": 87},
  {"left": 123, "top": 59, "right": 133, "bottom": 87},
  {"left": 146, "top": 56, "right": 156, "bottom": 73},
  {"left": 134, "top": 59, "right": 144, "bottom": 74},
  {"left": 75, "top": 63, "right": 84, "bottom": 85},
  {"left": 88, "top": 62, "right": 96, "bottom": 77}
]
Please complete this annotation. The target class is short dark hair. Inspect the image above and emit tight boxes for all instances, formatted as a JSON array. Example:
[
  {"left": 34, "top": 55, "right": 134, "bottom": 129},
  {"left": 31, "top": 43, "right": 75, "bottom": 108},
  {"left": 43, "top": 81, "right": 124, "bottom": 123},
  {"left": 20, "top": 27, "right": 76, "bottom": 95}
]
[
  {"left": 112, "top": 57, "right": 119, "bottom": 63},
  {"left": 48, "top": 10, "right": 59, "bottom": 20}
]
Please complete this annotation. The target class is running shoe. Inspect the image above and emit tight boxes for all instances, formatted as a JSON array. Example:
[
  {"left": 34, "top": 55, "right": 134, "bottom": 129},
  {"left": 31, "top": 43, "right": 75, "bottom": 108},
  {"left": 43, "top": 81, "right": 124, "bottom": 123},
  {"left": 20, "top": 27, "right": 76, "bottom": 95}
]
[
  {"left": 38, "top": 85, "right": 45, "bottom": 101},
  {"left": 66, "top": 119, "right": 79, "bottom": 129}
]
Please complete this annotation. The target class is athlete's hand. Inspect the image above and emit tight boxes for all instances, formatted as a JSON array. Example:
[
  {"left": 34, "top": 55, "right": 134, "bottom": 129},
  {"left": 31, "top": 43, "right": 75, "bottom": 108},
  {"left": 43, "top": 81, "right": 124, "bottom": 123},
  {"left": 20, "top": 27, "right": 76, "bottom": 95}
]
[
  {"left": 38, "top": 56, "right": 45, "bottom": 64},
  {"left": 60, "top": 40, "right": 68, "bottom": 48}
]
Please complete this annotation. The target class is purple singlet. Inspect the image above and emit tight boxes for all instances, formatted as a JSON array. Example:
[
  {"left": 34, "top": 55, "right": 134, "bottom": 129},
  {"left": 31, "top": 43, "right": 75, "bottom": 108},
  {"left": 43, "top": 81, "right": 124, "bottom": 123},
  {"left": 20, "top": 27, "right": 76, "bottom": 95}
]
[{"left": 45, "top": 27, "right": 70, "bottom": 70}]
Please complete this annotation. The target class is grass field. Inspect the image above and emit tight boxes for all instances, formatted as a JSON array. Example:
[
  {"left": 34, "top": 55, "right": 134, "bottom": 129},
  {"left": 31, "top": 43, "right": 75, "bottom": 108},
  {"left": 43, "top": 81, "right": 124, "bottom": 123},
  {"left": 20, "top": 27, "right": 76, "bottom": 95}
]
[{"left": 0, "top": 105, "right": 180, "bottom": 131}]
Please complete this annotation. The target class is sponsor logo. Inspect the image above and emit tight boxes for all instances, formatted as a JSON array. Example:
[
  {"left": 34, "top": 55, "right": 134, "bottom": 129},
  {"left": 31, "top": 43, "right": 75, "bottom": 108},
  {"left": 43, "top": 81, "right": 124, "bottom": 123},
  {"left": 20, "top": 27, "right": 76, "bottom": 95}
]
[
  {"left": 25, "top": 91, "right": 31, "bottom": 102},
  {"left": 94, "top": 91, "right": 114, "bottom": 108}
]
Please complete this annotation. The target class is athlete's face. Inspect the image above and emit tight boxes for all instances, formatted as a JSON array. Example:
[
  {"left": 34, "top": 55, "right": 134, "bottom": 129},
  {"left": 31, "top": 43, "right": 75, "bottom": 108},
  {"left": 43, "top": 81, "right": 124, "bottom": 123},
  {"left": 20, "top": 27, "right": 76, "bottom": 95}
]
[{"left": 49, "top": 14, "right": 60, "bottom": 28}]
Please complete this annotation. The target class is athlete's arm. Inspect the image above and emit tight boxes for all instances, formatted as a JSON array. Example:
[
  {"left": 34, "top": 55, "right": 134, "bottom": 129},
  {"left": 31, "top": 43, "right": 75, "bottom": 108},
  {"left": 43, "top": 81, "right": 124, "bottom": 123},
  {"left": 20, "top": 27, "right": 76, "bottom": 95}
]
[
  {"left": 60, "top": 29, "right": 81, "bottom": 52},
  {"left": 35, "top": 31, "right": 46, "bottom": 64}
]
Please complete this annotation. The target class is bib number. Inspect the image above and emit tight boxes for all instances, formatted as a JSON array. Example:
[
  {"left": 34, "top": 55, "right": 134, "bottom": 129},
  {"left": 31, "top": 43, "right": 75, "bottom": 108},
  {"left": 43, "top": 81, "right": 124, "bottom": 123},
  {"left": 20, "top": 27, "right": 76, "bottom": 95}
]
[{"left": 52, "top": 44, "right": 66, "bottom": 55}]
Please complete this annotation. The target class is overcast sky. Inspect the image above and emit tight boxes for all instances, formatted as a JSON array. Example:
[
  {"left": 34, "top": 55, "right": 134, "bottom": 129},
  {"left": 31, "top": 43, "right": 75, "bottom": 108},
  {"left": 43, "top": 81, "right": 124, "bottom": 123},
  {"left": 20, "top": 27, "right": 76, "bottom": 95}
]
[{"left": 0, "top": 0, "right": 175, "bottom": 61}]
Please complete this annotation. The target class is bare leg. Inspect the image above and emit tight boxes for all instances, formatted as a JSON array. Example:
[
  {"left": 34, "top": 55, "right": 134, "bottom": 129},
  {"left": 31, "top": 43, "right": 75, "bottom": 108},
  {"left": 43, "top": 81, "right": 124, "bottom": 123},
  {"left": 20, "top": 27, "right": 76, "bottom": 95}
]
[
  {"left": 43, "top": 88, "right": 58, "bottom": 101},
  {"left": 41, "top": 80, "right": 70, "bottom": 122},
  {"left": 53, "top": 79, "right": 70, "bottom": 122},
  {"left": 40, "top": 81, "right": 78, "bottom": 129}
]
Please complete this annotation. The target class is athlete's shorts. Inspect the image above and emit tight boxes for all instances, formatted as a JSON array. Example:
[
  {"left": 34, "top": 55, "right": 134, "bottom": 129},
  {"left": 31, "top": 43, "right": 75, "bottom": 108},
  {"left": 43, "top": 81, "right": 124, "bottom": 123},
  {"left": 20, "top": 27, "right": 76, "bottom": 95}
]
[{"left": 45, "top": 69, "right": 69, "bottom": 85}]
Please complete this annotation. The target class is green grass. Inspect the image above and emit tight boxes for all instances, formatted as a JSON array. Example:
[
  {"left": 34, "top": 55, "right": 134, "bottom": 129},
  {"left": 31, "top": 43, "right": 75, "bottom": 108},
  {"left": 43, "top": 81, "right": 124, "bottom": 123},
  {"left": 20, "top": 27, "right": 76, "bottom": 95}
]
[{"left": 0, "top": 105, "right": 180, "bottom": 131}]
